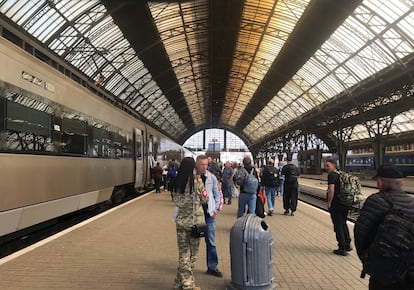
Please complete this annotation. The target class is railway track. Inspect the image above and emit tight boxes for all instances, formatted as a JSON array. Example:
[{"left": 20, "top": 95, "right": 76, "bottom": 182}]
[{"left": 298, "top": 190, "right": 360, "bottom": 222}]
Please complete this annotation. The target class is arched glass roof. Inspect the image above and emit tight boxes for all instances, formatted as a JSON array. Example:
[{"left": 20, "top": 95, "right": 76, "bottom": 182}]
[
  {"left": 243, "top": 0, "right": 414, "bottom": 140},
  {"left": 0, "top": 0, "right": 186, "bottom": 138},
  {"left": 0, "top": 0, "right": 412, "bottom": 149}
]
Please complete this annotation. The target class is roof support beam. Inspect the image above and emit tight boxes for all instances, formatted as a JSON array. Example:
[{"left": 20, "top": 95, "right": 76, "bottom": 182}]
[
  {"left": 235, "top": 0, "right": 362, "bottom": 132},
  {"left": 208, "top": 0, "right": 244, "bottom": 128},
  {"left": 101, "top": 0, "right": 195, "bottom": 131}
]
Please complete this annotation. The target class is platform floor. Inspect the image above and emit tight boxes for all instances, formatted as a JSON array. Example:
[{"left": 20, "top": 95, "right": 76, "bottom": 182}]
[{"left": 0, "top": 190, "right": 369, "bottom": 290}]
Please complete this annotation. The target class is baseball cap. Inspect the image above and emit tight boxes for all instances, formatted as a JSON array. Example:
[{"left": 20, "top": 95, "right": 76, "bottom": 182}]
[{"left": 372, "top": 164, "right": 404, "bottom": 179}]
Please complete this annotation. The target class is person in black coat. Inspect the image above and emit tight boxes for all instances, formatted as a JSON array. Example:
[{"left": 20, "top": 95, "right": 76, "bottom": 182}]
[
  {"left": 354, "top": 164, "right": 414, "bottom": 290},
  {"left": 325, "top": 159, "right": 352, "bottom": 256},
  {"left": 281, "top": 157, "right": 300, "bottom": 216}
]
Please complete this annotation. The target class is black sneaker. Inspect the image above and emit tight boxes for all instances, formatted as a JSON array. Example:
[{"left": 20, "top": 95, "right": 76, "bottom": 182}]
[
  {"left": 207, "top": 268, "right": 223, "bottom": 277},
  {"left": 333, "top": 249, "right": 348, "bottom": 256},
  {"left": 283, "top": 210, "right": 289, "bottom": 215}
]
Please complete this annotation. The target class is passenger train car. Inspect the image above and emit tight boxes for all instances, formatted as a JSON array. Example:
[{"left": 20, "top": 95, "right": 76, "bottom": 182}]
[
  {"left": 0, "top": 37, "right": 194, "bottom": 240},
  {"left": 345, "top": 151, "right": 414, "bottom": 177}
]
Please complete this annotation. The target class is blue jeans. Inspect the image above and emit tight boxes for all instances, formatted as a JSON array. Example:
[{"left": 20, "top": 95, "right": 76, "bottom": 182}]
[
  {"left": 237, "top": 192, "right": 257, "bottom": 218},
  {"left": 278, "top": 177, "right": 285, "bottom": 196},
  {"left": 205, "top": 216, "right": 218, "bottom": 271},
  {"left": 265, "top": 187, "right": 276, "bottom": 211}
]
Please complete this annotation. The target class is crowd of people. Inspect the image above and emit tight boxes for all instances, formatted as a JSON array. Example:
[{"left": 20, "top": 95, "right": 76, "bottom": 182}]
[
  {"left": 153, "top": 156, "right": 413, "bottom": 290},
  {"left": 154, "top": 155, "right": 299, "bottom": 290}
]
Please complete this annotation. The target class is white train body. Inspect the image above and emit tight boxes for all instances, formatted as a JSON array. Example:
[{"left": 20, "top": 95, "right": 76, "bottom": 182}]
[{"left": 0, "top": 37, "right": 192, "bottom": 238}]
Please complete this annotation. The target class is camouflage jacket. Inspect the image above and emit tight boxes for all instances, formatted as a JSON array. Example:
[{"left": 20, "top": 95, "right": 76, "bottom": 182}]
[{"left": 173, "top": 176, "right": 208, "bottom": 228}]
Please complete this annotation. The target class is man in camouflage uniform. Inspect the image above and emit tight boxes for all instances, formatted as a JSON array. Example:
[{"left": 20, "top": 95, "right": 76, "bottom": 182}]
[{"left": 172, "top": 157, "right": 208, "bottom": 290}]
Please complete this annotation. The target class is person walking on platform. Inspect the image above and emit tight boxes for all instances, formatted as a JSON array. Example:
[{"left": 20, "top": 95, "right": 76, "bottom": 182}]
[
  {"left": 325, "top": 159, "right": 352, "bottom": 256},
  {"left": 354, "top": 164, "right": 414, "bottom": 289},
  {"left": 168, "top": 159, "right": 179, "bottom": 197},
  {"left": 196, "top": 155, "right": 223, "bottom": 278},
  {"left": 152, "top": 162, "right": 163, "bottom": 193},
  {"left": 172, "top": 157, "right": 208, "bottom": 290},
  {"left": 261, "top": 159, "right": 279, "bottom": 216},
  {"left": 222, "top": 161, "right": 234, "bottom": 205},
  {"left": 162, "top": 163, "right": 168, "bottom": 190},
  {"left": 277, "top": 161, "right": 285, "bottom": 196},
  {"left": 281, "top": 157, "right": 300, "bottom": 216},
  {"left": 235, "top": 156, "right": 259, "bottom": 218}
]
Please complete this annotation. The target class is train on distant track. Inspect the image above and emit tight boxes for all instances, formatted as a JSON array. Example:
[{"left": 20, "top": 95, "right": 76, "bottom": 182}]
[
  {"left": 301, "top": 149, "right": 414, "bottom": 177},
  {"left": 0, "top": 37, "right": 194, "bottom": 240},
  {"left": 345, "top": 151, "right": 414, "bottom": 177}
]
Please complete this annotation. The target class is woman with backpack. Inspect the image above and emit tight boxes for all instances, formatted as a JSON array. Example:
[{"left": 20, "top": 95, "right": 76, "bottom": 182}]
[{"left": 234, "top": 156, "right": 259, "bottom": 218}]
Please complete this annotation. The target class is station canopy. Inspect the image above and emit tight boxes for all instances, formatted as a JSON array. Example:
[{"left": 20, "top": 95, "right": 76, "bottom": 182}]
[{"left": 0, "top": 0, "right": 413, "bottom": 153}]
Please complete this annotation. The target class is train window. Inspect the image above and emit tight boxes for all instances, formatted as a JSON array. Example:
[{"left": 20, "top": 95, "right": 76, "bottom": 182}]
[
  {"left": 61, "top": 118, "right": 88, "bottom": 156},
  {"left": 5, "top": 100, "right": 53, "bottom": 152},
  {"left": 112, "top": 132, "right": 132, "bottom": 159},
  {"left": 2, "top": 29, "right": 23, "bottom": 48},
  {"left": 6, "top": 101, "right": 50, "bottom": 136},
  {"left": 62, "top": 134, "right": 86, "bottom": 155},
  {"left": 91, "top": 126, "right": 112, "bottom": 158}
]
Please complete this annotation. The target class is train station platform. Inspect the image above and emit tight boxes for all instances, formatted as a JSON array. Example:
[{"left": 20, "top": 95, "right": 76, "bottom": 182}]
[{"left": 0, "top": 190, "right": 369, "bottom": 290}]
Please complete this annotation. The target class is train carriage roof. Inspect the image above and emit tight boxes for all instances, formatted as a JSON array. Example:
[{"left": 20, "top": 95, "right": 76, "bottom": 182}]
[{"left": 0, "top": 0, "right": 413, "bottom": 155}]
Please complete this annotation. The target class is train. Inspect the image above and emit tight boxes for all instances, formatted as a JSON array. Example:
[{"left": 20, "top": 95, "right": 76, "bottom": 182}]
[
  {"left": 298, "top": 149, "right": 414, "bottom": 177},
  {"left": 0, "top": 36, "right": 194, "bottom": 240},
  {"left": 345, "top": 151, "right": 414, "bottom": 177}
]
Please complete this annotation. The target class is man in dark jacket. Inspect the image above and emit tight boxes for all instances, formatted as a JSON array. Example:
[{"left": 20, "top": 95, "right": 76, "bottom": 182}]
[
  {"left": 354, "top": 164, "right": 414, "bottom": 290},
  {"left": 325, "top": 159, "right": 352, "bottom": 256},
  {"left": 281, "top": 157, "right": 300, "bottom": 216}
]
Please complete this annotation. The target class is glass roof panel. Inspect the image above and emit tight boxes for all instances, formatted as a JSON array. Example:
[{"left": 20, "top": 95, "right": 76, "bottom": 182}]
[
  {"left": 347, "top": 110, "right": 414, "bottom": 142},
  {"left": 391, "top": 110, "right": 414, "bottom": 132},
  {"left": 1, "top": 0, "right": 413, "bottom": 145},
  {"left": 0, "top": 0, "right": 186, "bottom": 140},
  {"left": 244, "top": 0, "right": 414, "bottom": 141},
  {"left": 28, "top": 9, "right": 64, "bottom": 42},
  {"left": 2, "top": 0, "right": 40, "bottom": 23},
  {"left": 149, "top": 0, "right": 208, "bottom": 127},
  {"left": 222, "top": 0, "right": 311, "bottom": 126}
]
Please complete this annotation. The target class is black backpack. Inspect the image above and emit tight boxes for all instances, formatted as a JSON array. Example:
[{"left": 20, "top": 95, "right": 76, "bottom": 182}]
[
  {"left": 263, "top": 166, "right": 279, "bottom": 187},
  {"left": 209, "top": 162, "right": 222, "bottom": 182},
  {"left": 363, "top": 192, "right": 414, "bottom": 286},
  {"left": 283, "top": 164, "right": 299, "bottom": 182}
]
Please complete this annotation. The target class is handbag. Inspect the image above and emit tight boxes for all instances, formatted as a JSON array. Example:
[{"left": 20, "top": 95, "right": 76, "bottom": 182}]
[
  {"left": 191, "top": 187, "right": 207, "bottom": 239},
  {"left": 191, "top": 224, "right": 208, "bottom": 238}
]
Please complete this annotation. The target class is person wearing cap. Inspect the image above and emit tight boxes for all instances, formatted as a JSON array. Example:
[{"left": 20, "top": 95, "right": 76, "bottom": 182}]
[{"left": 354, "top": 163, "right": 414, "bottom": 289}]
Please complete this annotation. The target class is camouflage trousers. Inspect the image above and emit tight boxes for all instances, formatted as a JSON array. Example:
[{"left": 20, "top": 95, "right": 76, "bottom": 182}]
[{"left": 173, "top": 226, "right": 201, "bottom": 290}]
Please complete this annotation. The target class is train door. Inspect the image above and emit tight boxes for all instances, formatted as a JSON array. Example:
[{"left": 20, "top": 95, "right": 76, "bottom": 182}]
[
  {"left": 134, "top": 128, "right": 145, "bottom": 189},
  {"left": 146, "top": 134, "right": 155, "bottom": 187}
]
